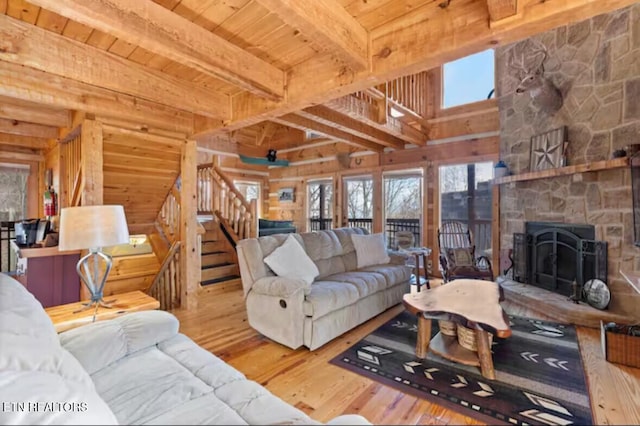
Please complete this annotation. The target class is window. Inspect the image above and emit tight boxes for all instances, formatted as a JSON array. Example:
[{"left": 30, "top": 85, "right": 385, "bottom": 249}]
[
  {"left": 307, "top": 179, "right": 333, "bottom": 231},
  {"left": 344, "top": 176, "right": 373, "bottom": 233},
  {"left": 0, "top": 163, "right": 29, "bottom": 273},
  {"left": 442, "top": 49, "right": 495, "bottom": 109},
  {"left": 384, "top": 171, "right": 422, "bottom": 249},
  {"left": 234, "top": 180, "right": 261, "bottom": 217},
  {"left": 439, "top": 162, "right": 493, "bottom": 254}
]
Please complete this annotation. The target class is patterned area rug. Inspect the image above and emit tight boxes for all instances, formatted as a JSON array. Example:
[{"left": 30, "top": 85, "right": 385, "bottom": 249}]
[{"left": 330, "top": 311, "right": 592, "bottom": 425}]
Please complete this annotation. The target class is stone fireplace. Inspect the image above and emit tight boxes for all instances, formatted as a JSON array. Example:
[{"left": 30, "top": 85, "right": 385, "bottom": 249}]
[
  {"left": 496, "top": 5, "right": 640, "bottom": 320},
  {"left": 512, "top": 222, "right": 607, "bottom": 299}
]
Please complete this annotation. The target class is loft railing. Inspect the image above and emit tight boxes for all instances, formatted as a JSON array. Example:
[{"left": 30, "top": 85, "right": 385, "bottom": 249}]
[
  {"left": 197, "top": 163, "right": 257, "bottom": 241},
  {"left": 353, "top": 71, "right": 429, "bottom": 119}
]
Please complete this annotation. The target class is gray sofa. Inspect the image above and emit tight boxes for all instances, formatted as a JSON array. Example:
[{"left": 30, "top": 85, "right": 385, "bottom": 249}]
[
  {"left": 236, "top": 227, "right": 412, "bottom": 350},
  {"left": 0, "top": 273, "right": 369, "bottom": 425}
]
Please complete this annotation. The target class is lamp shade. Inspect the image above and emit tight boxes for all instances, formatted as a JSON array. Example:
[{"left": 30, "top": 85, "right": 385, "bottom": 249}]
[{"left": 59, "top": 205, "right": 129, "bottom": 250}]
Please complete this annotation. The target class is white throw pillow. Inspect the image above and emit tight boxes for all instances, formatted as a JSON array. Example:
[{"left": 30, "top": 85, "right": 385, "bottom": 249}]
[
  {"left": 264, "top": 235, "right": 319, "bottom": 285},
  {"left": 352, "top": 233, "right": 391, "bottom": 268}
]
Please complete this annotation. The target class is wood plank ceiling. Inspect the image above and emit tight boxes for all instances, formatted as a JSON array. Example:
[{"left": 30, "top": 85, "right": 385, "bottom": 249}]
[{"left": 0, "top": 0, "right": 634, "bottom": 164}]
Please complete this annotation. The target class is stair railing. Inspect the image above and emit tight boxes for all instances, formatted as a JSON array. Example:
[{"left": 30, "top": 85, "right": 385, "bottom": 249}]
[
  {"left": 60, "top": 127, "right": 82, "bottom": 207},
  {"left": 148, "top": 241, "right": 181, "bottom": 310},
  {"left": 197, "top": 164, "right": 257, "bottom": 241},
  {"left": 156, "top": 178, "right": 181, "bottom": 243}
]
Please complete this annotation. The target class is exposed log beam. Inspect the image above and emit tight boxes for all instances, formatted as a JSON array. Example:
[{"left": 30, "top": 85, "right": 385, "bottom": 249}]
[
  {"left": 298, "top": 105, "right": 404, "bottom": 149},
  {"left": 0, "top": 96, "right": 70, "bottom": 128},
  {"left": 0, "top": 14, "right": 229, "bottom": 120},
  {"left": 255, "top": 0, "right": 369, "bottom": 70},
  {"left": 196, "top": 0, "right": 634, "bottom": 135},
  {"left": 0, "top": 61, "right": 195, "bottom": 134},
  {"left": 381, "top": 136, "right": 499, "bottom": 165},
  {"left": 28, "top": 0, "right": 284, "bottom": 101},
  {"left": 0, "top": 150, "right": 44, "bottom": 162},
  {"left": 0, "top": 117, "right": 58, "bottom": 139},
  {"left": 324, "top": 96, "right": 426, "bottom": 145},
  {"left": 487, "top": 0, "right": 518, "bottom": 22},
  {"left": 272, "top": 114, "right": 385, "bottom": 153},
  {"left": 255, "top": 122, "right": 277, "bottom": 146},
  {"left": 0, "top": 133, "right": 49, "bottom": 150}
]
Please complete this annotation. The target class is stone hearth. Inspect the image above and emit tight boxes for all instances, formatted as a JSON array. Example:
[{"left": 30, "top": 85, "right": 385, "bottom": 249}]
[{"left": 497, "top": 277, "right": 639, "bottom": 328}]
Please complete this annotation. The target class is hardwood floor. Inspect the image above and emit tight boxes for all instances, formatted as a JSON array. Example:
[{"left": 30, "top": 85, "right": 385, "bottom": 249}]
[{"left": 172, "top": 285, "right": 640, "bottom": 425}]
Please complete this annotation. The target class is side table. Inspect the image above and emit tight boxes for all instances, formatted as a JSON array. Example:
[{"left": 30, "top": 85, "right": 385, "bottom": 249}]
[
  {"left": 45, "top": 290, "right": 160, "bottom": 333},
  {"left": 401, "top": 247, "right": 432, "bottom": 292}
]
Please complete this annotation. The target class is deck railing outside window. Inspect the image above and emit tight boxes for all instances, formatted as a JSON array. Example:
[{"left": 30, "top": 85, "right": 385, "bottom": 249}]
[
  {"left": 309, "top": 218, "right": 422, "bottom": 249},
  {"left": 0, "top": 221, "right": 16, "bottom": 273}
]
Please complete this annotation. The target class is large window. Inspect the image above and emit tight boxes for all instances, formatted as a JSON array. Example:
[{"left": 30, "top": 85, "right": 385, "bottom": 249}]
[
  {"left": 0, "top": 163, "right": 29, "bottom": 273},
  {"left": 384, "top": 171, "right": 422, "bottom": 249},
  {"left": 308, "top": 179, "right": 333, "bottom": 231},
  {"left": 439, "top": 162, "right": 493, "bottom": 254},
  {"left": 344, "top": 176, "right": 373, "bottom": 233},
  {"left": 442, "top": 49, "right": 495, "bottom": 109}
]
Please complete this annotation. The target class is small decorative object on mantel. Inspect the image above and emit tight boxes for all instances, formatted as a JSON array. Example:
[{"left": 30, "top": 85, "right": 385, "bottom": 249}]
[
  {"left": 582, "top": 278, "right": 610, "bottom": 310},
  {"left": 611, "top": 149, "right": 626, "bottom": 159},
  {"left": 529, "top": 126, "right": 567, "bottom": 172},
  {"left": 493, "top": 160, "right": 509, "bottom": 179}
]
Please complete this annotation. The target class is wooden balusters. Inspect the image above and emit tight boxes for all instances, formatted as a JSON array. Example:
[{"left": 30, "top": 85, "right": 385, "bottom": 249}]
[
  {"left": 60, "top": 128, "right": 82, "bottom": 207},
  {"left": 196, "top": 163, "right": 257, "bottom": 241},
  {"left": 148, "top": 241, "right": 181, "bottom": 311},
  {"left": 157, "top": 178, "right": 181, "bottom": 243}
]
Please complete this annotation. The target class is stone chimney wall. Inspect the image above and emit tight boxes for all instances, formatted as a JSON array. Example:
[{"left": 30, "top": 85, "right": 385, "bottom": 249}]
[{"left": 496, "top": 5, "right": 640, "bottom": 317}]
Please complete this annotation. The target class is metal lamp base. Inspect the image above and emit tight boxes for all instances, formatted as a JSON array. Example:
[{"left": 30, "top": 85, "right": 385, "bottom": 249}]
[{"left": 75, "top": 248, "right": 115, "bottom": 320}]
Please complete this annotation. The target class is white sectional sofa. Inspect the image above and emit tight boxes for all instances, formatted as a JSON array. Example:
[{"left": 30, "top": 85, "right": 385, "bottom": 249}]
[
  {"left": 236, "top": 227, "right": 412, "bottom": 350},
  {"left": 0, "top": 273, "right": 369, "bottom": 425}
]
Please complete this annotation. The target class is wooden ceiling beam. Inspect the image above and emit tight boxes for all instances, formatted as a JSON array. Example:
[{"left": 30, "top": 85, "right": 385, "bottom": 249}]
[
  {"left": 0, "top": 117, "right": 58, "bottom": 139},
  {"left": 0, "top": 96, "right": 71, "bottom": 128},
  {"left": 28, "top": 0, "right": 284, "bottom": 101},
  {"left": 487, "top": 0, "right": 518, "bottom": 22},
  {"left": 298, "top": 105, "right": 404, "bottom": 149},
  {"left": 272, "top": 114, "right": 385, "bottom": 153},
  {"left": 0, "top": 133, "right": 50, "bottom": 150},
  {"left": 196, "top": 0, "right": 634, "bottom": 136},
  {"left": 0, "top": 61, "right": 195, "bottom": 134},
  {"left": 0, "top": 14, "right": 230, "bottom": 120},
  {"left": 255, "top": 0, "right": 369, "bottom": 70}
]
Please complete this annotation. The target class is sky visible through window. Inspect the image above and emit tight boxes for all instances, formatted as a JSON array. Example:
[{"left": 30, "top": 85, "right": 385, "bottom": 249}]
[{"left": 443, "top": 49, "right": 495, "bottom": 109}]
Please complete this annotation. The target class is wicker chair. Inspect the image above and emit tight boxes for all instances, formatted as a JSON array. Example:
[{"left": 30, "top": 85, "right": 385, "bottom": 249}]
[{"left": 437, "top": 220, "right": 493, "bottom": 283}]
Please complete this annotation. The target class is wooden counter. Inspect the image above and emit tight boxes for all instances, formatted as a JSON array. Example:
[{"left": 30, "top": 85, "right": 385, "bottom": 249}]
[{"left": 10, "top": 241, "right": 81, "bottom": 258}]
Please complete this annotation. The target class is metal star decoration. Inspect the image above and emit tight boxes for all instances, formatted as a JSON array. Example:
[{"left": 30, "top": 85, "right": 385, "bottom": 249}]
[{"left": 533, "top": 134, "right": 562, "bottom": 170}]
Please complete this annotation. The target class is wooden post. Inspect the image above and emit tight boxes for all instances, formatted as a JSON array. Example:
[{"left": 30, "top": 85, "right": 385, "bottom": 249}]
[
  {"left": 80, "top": 119, "right": 103, "bottom": 206},
  {"left": 373, "top": 171, "right": 383, "bottom": 234},
  {"left": 475, "top": 327, "right": 496, "bottom": 380},
  {"left": 416, "top": 315, "right": 431, "bottom": 359},
  {"left": 250, "top": 198, "right": 257, "bottom": 237},
  {"left": 180, "top": 139, "right": 200, "bottom": 310}
]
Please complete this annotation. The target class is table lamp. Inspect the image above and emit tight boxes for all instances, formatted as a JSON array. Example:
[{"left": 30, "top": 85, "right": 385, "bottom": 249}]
[{"left": 58, "top": 205, "right": 129, "bottom": 312}]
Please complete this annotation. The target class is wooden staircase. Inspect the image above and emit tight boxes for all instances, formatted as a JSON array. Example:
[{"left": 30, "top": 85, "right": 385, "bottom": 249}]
[{"left": 199, "top": 220, "right": 241, "bottom": 289}]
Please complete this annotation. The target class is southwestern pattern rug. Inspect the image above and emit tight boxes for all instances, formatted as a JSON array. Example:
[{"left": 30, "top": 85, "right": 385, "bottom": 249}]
[{"left": 330, "top": 311, "right": 592, "bottom": 425}]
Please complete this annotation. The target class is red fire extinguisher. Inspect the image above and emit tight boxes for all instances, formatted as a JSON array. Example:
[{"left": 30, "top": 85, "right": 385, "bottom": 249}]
[{"left": 44, "top": 187, "right": 57, "bottom": 217}]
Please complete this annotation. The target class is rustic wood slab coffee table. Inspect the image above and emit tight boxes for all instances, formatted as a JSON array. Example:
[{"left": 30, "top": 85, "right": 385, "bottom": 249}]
[{"left": 403, "top": 279, "right": 512, "bottom": 380}]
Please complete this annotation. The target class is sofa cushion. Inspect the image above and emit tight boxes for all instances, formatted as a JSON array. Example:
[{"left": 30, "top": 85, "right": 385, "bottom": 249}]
[
  {"left": 352, "top": 233, "right": 391, "bottom": 268},
  {"left": 60, "top": 310, "right": 180, "bottom": 375},
  {"left": 358, "top": 264, "right": 413, "bottom": 287},
  {"left": 301, "top": 230, "right": 346, "bottom": 278},
  {"left": 264, "top": 234, "right": 319, "bottom": 285},
  {"left": 324, "top": 271, "right": 388, "bottom": 297},
  {"left": 303, "top": 281, "right": 360, "bottom": 318}
]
